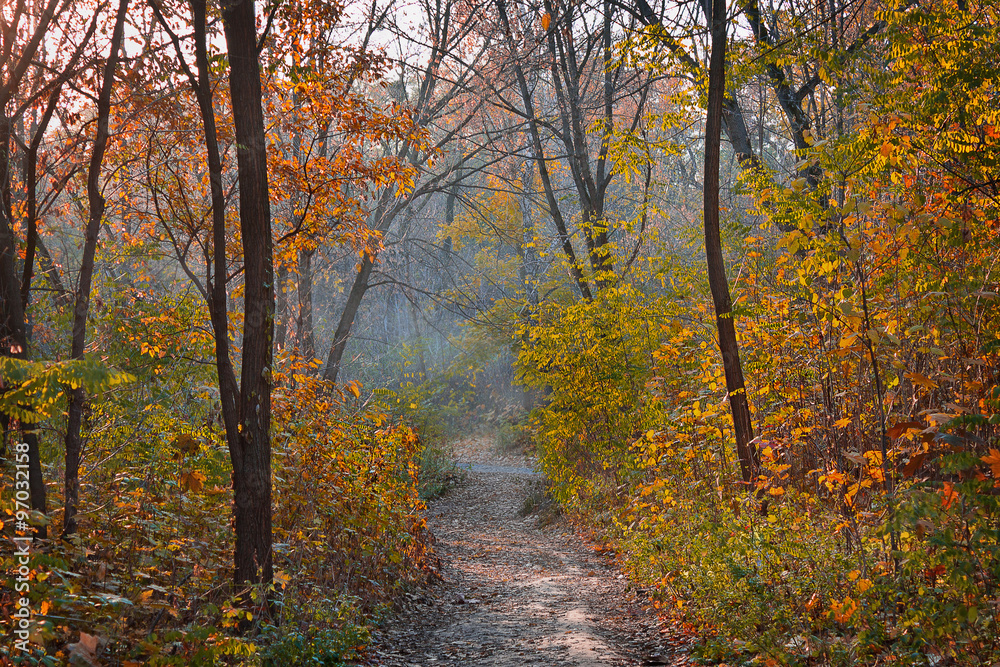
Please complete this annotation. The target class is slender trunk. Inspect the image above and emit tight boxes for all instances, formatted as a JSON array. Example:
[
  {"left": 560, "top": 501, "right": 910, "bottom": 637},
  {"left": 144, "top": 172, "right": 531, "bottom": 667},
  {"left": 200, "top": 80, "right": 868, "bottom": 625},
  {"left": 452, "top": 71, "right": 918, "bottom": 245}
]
[
  {"left": 323, "top": 255, "right": 373, "bottom": 383},
  {"left": 631, "top": 0, "right": 760, "bottom": 171},
  {"left": 0, "top": 142, "right": 46, "bottom": 526},
  {"left": 186, "top": 0, "right": 244, "bottom": 465},
  {"left": 434, "top": 173, "right": 459, "bottom": 325},
  {"left": 0, "top": 117, "right": 27, "bottom": 357},
  {"left": 22, "top": 431, "right": 45, "bottom": 534},
  {"left": 151, "top": 0, "right": 243, "bottom": 462},
  {"left": 220, "top": 0, "right": 274, "bottom": 588},
  {"left": 295, "top": 248, "right": 315, "bottom": 362},
  {"left": 496, "top": 0, "right": 592, "bottom": 300},
  {"left": 703, "top": 0, "right": 759, "bottom": 485},
  {"left": 20, "top": 78, "right": 70, "bottom": 350},
  {"left": 63, "top": 0, "right": 128, "bottom": 537},
  {"left": 35, "top": 236, "right": 67, "bottom": 302},
  {"left": 519, "top": 159, "right": 540, "bottom": 412},
  {"left": 0, "top": 0, "right": 65, "bottom": 342},
  {"left": 321, "top": 187, "right": 398, "bottom": 384},
  {"left": 22, "top": 75, "right": 70, "bottom": 310},
  {"left": 0, "top": 0, "right": 81, "bottom": 537},
  {"left": 406, "top": 293, "right": 428, "bottom": 382}
]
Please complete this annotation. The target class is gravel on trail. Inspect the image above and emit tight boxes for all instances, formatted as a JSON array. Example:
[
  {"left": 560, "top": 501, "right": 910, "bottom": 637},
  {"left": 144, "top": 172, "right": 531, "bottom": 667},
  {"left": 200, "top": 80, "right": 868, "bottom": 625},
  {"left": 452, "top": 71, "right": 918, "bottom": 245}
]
[{"left": 361, "top": 436, "right": 693, "bottom": 667}]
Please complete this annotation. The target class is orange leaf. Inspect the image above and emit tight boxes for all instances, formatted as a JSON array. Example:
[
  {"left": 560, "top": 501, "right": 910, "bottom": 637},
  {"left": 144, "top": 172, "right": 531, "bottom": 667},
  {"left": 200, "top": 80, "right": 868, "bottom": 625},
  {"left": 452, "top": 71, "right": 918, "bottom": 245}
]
[
  {"left": 903, "top": 452, "right": 927, "bottom": 477},
  {"left": 904, "top": 372, "right": 938, "bottom": 390},
  {"left": 940, "top": 481, "right": 958, "bottom": 510},
  {"left": 982, "top": 448, "right": 1000, "bottom": 477},
  {"left": 887, "top": 421, "right": 923, "bottom": 440},
  {"left": 831, "top": 596, "right": 858, "bottom": 623},
  {"left": 180, "top": 470, "right": 206, "bottom": 493},
  {"left": 541, "top": 12, "right": 551, "bottom": 30}
]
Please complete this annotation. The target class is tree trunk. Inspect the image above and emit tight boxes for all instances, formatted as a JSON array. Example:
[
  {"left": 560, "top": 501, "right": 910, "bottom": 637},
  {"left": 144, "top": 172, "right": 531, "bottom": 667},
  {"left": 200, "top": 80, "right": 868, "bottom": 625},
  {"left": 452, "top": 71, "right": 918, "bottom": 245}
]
[
  {"left": 495, "top": 0, "right": 592, "bottom": 301},
  {"left": 630, "top": 0, "right": 760, "bottom": 171},
  {"left": 63, "top": 0, "right": 128, "bottom": 537},
  {"left": 703, "top": 0, "right": 759, "bottom": 485},
  {"left": 220, "top": 0, "right": 275, "bottom": 588},
  {"left": 323, "top": 255, "right": 373, "bottom": 383},
  {"left": 0, "top": 117, "right": 27, "bottom": 358},
  {"left": 35, "top": 236, "right": 68, "bottom": 303},
  {"left": 20, "top": 90, "right": 58, "bottom": 310},
  {"left": 156, "top": 0, "right": 246, "bottom": 473},
  {"left": 518, "top": 160, "right": 540, "bottom": 412},
  {"left": 295, "top": 248, "right": 315, "bottom": 362},
  {"left": 0, "top": 0, "right": 64, "bottom": 347},
  {"left": 0, "top": 8, "right": 89, "bottom": 535},
  {"left": 321, "top": 187, "right": 400, "bottom": 384}
]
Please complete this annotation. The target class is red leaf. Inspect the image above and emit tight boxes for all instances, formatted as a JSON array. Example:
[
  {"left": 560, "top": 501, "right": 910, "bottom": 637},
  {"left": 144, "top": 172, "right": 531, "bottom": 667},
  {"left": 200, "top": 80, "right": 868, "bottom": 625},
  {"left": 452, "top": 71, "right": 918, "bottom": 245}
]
[{"left": 887, "top": 421, "right": 923, "bottom": 440}]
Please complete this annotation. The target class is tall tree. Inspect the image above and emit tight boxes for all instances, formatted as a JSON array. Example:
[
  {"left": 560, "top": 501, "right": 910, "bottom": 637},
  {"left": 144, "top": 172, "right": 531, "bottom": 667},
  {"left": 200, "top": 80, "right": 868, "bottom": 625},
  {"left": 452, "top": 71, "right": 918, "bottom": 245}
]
[
  {"left": 0, "top": 0, "right": 84, "bottom": 537},
  {"left": 219, "top": 0, "right": 276, "bottom": 588},
  {"left": 321, "top": 0, "right": 489, "bottom": 383},
  {"left": 493, "top": 0, "right": 656, "bottom": 298},
  {"left": 147, "top": 0, "right": 250, "bottom": 581},
  {"left": 702, "top": 0, "right": 758, "bottom": 484},
  {"left": 62, "top": 0, "right": 129, "bottom": 537}
]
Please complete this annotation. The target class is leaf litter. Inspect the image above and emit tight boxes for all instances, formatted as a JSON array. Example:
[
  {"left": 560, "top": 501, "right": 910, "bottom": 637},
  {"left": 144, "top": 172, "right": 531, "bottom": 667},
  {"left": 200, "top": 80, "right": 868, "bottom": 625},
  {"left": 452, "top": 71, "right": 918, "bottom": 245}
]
[{"left": 360, "top": 436, "right": 693, "bottom": 666}]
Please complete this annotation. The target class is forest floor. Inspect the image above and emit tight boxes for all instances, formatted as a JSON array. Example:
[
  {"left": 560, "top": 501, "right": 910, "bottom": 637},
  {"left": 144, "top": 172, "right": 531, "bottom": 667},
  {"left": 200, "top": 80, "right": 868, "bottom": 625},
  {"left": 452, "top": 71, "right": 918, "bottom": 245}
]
[{"left": 360, "top": 435, "right": 695, "bottom": 667}]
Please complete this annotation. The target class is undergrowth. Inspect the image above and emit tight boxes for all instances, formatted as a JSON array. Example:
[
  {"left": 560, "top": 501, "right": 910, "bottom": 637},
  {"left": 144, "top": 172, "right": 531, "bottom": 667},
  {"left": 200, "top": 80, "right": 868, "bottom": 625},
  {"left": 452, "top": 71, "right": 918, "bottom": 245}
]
[
  {"left": 1, "top": 354, "right": 436, "bottom": 665},
  {"left": 417, "top": 439, "right": 465, "bottom": 500},
  {"left": 517, "top": 245, "right": 1000, "bottom": 664}
]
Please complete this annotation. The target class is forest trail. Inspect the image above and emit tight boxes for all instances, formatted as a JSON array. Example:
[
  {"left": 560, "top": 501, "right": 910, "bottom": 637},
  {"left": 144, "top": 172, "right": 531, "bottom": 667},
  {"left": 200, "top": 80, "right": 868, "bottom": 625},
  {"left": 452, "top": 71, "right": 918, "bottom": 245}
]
[{"left": 362, "top": 436, "right": 692, "bottom": 667}]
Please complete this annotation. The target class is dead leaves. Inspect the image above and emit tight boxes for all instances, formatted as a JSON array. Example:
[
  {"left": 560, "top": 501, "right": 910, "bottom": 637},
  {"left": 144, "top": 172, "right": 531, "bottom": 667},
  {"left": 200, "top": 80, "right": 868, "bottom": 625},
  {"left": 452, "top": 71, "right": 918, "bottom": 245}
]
[
  {"left": 66, "top": 632, "right": 104, "bottom": 667},
  {"left": 179, "top": 469, "right": 206, "bottom": 493}
]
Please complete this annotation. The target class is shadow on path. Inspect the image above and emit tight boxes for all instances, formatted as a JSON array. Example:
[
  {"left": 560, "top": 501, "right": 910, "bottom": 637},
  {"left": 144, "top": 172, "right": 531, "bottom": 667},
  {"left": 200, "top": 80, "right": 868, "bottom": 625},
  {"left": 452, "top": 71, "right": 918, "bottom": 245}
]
[{"left": 362, "top": 437, "right": 692, "bottom": 666}]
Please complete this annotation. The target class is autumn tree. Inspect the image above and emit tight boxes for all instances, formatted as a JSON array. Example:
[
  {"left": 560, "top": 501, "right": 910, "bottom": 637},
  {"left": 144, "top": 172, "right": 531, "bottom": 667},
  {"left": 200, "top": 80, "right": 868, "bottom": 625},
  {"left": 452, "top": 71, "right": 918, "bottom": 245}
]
[
  {"left": 320, "top": 0, "right": 493, "bottom": 383},
  {"left": 491, "top": 0, "right": 659, "bottom": 299},
  {"left": 0, "top": 0, "right": 109, "bottom": 536},
  {"left": 701, "top": 0, "right": 758, "bottom": 482},
  {"left": 60, "top": 0, "right": 130, "bottom": 537},
  {"left": 141, "top": 0, "right": 276, "bottom": 587},
  {"left": 261, "top": 1, "right": 420, "bottom": 366}
]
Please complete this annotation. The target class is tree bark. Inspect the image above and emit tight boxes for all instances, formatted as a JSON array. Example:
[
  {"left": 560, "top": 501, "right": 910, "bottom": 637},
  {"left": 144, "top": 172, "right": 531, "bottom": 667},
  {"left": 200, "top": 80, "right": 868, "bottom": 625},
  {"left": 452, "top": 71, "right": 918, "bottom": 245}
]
[
  {"left": 63, "top": 0, "right": 128, "bottom": 537},
  {"left": 703, "top": 0, "right": 759, "bottom": 485},
  {"left": 220, "top": 0, "right": 275, "bottom": 588},
  {"left": 323, "top": 255, "right": 373, "bottom": 383},
  {"left": 0, "top": 116, "right": 27, "bottom": 358},
  {"left": 295, "top": 248, "right": 315, "bottom": 362}
]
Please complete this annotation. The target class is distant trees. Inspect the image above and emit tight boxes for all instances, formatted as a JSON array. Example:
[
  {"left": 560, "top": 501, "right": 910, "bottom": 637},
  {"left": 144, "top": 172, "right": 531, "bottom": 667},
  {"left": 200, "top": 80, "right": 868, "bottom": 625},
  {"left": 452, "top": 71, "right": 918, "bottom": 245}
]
[
  {"left": 320, "top": 0, "right": 491, "bottom": 383},
  {"left": 1, "top": 0, "right": 123, "bottom": 539},
  {"left": 63, "top": 0, "right": 129, "bottom": 537}
]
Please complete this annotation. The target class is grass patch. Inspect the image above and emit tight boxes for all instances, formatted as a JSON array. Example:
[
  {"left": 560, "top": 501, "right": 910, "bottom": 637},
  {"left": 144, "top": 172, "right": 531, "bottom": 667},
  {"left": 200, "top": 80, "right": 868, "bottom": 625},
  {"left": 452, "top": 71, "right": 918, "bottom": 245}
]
[
  {"left": 496, "top": 421, "right": 532, "bottom": 455},
  {"left": 518, "top": 479, "right": 561, "bottom": 526},
  {"left": 418, "top": 438, "right": 465, "bottom": 500}
]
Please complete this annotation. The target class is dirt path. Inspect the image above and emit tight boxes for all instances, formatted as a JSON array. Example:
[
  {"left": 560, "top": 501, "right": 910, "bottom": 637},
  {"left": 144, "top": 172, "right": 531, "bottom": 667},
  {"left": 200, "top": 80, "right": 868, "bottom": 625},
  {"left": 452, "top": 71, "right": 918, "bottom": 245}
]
[{"left": 363, "top": 436, "right": 692, "bottom": 667}]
